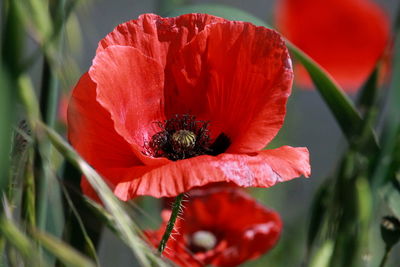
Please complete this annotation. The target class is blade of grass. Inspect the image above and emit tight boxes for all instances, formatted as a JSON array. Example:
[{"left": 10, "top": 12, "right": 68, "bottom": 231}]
[
  {"left": 356, "top": 66, "right": 380, "bottom": 116},
  {"left": 59, "top": 161, "right": 103, "bottom": 263},
  {"left": 372, "top": 27, "right": 400, "bottom": 187},
  {"left": 167, "top": 3, "right": 379, "bottom": 154},
  {"left": 13, "top": 0, "right": 52, "bottom": 46},
  {"left": 306, "top": 182, "right": 331, "bottom": 258},
  {"left": 287, "top": 44, "right": 379, "bottom": 154},
  {"left": 309, "top": 240, "right": 334, "bottom": 267},
  {"left": 41, "top": 122, "right": 168, "bottom": 267},
  {"left": 0, "top": 217, "right": 48, "bottom": 266},
  {"left": 1, "top": 0, "right": 24, "bottom": 76},
  {"left": 0, "top": 67, "right": 13, "bottom": 198},
  {"left": 21, "top": 149, "right": 36, "bottom": 228},
  {"left": 60, "top": 182, "right": 100, "bottom": 265},
  {"left": 1, "top": 0, "right": 23, "bottom": 199},
  {"left": 35, "top": 0, "right": 66, "bottom": 234},
  {"left": 31, "top": 229, "right": 96, "bottom": 267}
]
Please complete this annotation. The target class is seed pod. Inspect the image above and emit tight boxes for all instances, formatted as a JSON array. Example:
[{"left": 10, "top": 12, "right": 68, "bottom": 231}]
[
  {"left": 380, "top": 215, "right": 400, "bottom": 248},
  {"left": 172, "top": 130, "right": 196, "bottom": 151}
]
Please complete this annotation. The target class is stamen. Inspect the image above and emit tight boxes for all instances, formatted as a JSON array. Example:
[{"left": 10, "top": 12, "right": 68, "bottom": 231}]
[{"left": 147, "top": 114, "right": 231, "bottom": 161}]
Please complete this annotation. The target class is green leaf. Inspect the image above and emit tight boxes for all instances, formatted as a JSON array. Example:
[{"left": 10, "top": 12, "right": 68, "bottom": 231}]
[
  {"left": 307, "top": 182, "right": 331, "bottom": 252},
  {"left": 167, "top": 3, "right": 379, "bottom": 154},
  {"left": 31, "top": 229, "right": 96, "bottom": 267},
  {"left": 287, "top": 45, "right": 379, "bottom": 154},
  {"left": 373, "top": 29, "right": 400, "bottom": 187},
  {"left": 357, "top": 66, "right": 379, "bottom": 116},
  {"left": 61, "top": 183, "right": 100, "bottom": 265},
  {"left": 0, "top": 66, "right": 13, "bottom": 196},
  {"left": 1, "top": 0, "right": 25, "bottom": 76}
]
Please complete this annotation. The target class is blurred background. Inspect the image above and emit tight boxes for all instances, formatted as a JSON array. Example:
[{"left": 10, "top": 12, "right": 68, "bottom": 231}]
[{"left": 2, "top": 0, "right": 400, "bottom": 266}]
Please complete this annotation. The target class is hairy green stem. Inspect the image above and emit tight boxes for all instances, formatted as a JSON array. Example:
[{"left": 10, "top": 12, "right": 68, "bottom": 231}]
[{"left": 157, "top": 194, "right": 184, "bottom": 253}]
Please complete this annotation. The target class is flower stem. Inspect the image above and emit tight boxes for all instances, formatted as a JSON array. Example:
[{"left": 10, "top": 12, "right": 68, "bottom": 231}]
[
  {"left": 157, "top": 193, "right": 184, "bottom": 253},
  {"left": 379, "top": 246, "right": 391, "bottom": 267}
]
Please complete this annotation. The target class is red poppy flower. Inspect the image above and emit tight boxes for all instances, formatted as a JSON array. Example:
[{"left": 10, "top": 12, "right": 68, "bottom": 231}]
[
  {"left": 67, "top": 13, "right": 310, "bottom": 200},
  {"left": 145, "top": 188, "right": 282, "bottom": 267},
  {"left": 275, "top": 0, "right": 390, "bottom": 91}
]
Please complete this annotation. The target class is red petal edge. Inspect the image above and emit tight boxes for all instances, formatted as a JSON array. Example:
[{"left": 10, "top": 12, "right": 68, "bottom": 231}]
[{"left": 114, "top": 146, "right": 310, "bottom": 199}]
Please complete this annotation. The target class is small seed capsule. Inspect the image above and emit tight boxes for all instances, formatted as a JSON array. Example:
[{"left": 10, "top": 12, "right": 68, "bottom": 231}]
[{"left": 172, "top": 130, "right": 196, "bottom": 151}]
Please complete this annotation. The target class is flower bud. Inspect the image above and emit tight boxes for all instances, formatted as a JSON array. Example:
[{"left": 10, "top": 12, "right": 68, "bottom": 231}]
[{"left": 380, "top": 215, "right": 400, "bottom": 248}]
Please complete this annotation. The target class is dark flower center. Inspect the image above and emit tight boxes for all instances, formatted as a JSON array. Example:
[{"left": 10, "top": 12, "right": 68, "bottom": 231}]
[
  {"left": 147, "top": 114, "right": 230, "bottom": 161},
  {"left": 189, "top": 230, "right": 218, "bottom": 253}
]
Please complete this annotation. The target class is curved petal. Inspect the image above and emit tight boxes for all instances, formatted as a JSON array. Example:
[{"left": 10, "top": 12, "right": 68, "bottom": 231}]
[
  {"left": 171, "top": 22, "right": 293, "bottom": 152},
  {"left": 97, "top": 13, "right": 228, "bottom": 117},
  {"left": 97, "top": 13, "right": 225, "bottom": 67},
  {"left": 68, "top": 73, "right": 143, "bottom": 200},
  {"left": 67, "top": 73, "right": 140, "bottom": 169},
  {"left": 114, "top": 146, "right": 310, "bottom": 200},
  {"left": 276, "top": 0, "right": 389, "bottom": 91},
  {"left": 89, "top": 45, "right": 169, "bottom": 165}
]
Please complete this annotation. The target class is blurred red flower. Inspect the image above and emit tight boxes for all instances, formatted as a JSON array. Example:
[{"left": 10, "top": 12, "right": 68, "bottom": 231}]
[
  {"left": 67, "top": 13, "right": 310, "bottom": 201},
  {"left": 275, "top": 0, "right": 390, "bottom": 91},
  {"left": 145, "top": 188, "right": 282, "bottom": 267}
]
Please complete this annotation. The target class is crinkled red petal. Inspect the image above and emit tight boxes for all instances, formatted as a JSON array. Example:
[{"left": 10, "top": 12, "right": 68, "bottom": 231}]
[
  {"left": 97, "top": 13, "right": 225, "bottom": 66},
  {"left": 114, "top": 146, "right": 310, "bottom": 199},
  {"left": 67, "top": 73, "right": 141, "bottom": 199},
  {"left": 89, "top": 45, "right": 169, "bottom": 166},
  {"left": 171, "top": 21, "right": 293, "bottom": 152},
  {"left": 97, "top": 14, "right": 293, "bottom": 151}
]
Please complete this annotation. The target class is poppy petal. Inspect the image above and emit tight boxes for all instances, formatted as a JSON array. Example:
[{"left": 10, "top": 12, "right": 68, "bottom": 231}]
[
  {"left": 67, "top": 73, "right": 141, "bottom": 199},
  {"left": 276, "top": 0, "right": 389, "bottom": 91},
  {"left": 68, "top": 73, "right": 139, "bottom": 168},
  {"left": 97, "top": 13, "right": 228, "bottom": 117},
  {"left": 97, "top": 13, "right": 225, "bottom": 67},
  {"left": 114, "top": 146, "right": 310, "bottom": 199},
  {"left": 145, "top": 188, "right": 282, "bottom": 266},
  {"left": 187, "top": 189, "right": 281, "bottom": 266},
  {"left": 89, "top": 45, "right": 169, "bottom": 165},
  {"left": 171, "top": 22, "right": 293, "bottom": 152}
]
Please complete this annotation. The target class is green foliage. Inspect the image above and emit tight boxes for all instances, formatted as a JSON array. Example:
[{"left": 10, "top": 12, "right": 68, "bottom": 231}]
[{"left": 32, "top": 229, "right": 97, "bottom": 267}]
